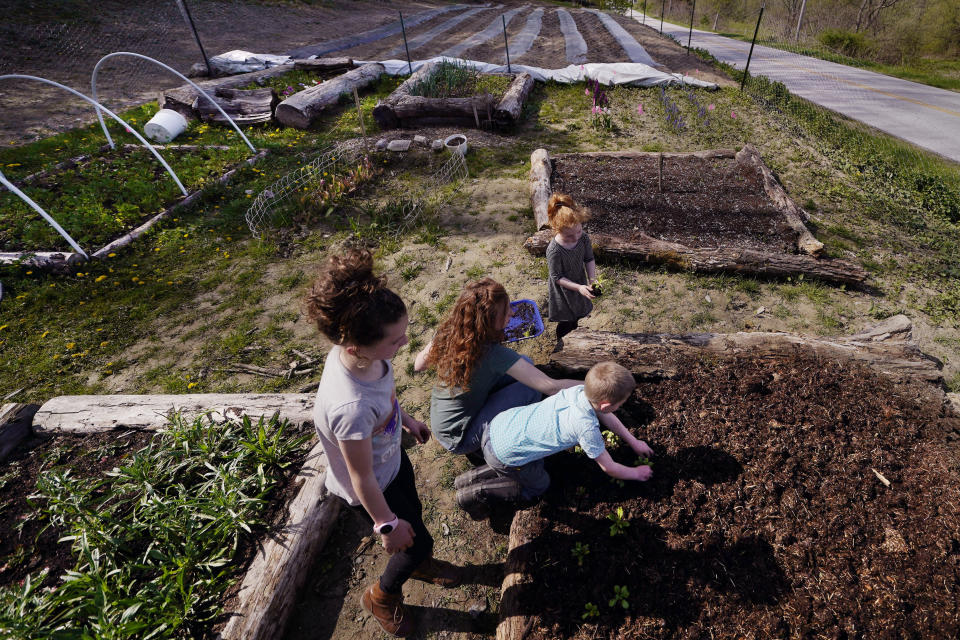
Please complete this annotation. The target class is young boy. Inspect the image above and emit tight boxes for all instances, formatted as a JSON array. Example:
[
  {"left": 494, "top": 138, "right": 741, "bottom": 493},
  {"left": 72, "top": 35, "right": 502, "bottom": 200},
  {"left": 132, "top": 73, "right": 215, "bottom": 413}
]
[{"left": 456, "top": 361, "right": 654, "bottom": 519}]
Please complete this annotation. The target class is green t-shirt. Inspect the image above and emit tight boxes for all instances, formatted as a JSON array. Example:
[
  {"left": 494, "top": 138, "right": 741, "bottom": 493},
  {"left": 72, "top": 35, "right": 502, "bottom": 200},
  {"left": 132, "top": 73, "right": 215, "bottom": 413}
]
[{"left": 430, "top": 344, "right": 522, "bottom": 450}]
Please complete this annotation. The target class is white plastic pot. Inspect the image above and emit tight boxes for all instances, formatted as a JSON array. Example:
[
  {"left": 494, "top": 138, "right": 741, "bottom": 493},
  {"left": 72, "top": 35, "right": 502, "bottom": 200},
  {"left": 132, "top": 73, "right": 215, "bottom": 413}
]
[
  {"left": 143, "top": 109, "right": 188, "bottom": 143},
  {"left": 443, "top": 134, "right": 468, "bottom": 156}
]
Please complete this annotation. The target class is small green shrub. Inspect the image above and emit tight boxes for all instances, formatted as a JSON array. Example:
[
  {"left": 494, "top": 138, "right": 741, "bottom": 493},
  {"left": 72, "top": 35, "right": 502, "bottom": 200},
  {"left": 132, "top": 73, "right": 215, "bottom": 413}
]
[{"left": 818, "top": 29, "right": 873, "bottom": 58}]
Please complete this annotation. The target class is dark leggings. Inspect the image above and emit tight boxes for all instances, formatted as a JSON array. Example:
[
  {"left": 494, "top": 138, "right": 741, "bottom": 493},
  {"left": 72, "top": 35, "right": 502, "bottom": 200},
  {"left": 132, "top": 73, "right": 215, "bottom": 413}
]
[
  {"left": 353, "top": 449, "right": 434, "bottom": 593},
  {"left": 556, "top": 320, "right": 579, "bottom": 340}
]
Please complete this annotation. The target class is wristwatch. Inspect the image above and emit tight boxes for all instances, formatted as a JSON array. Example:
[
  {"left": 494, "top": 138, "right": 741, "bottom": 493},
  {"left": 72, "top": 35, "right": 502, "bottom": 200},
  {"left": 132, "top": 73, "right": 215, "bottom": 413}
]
[{"left": 373, "top": 516, "right": 399, "bottom": 535}]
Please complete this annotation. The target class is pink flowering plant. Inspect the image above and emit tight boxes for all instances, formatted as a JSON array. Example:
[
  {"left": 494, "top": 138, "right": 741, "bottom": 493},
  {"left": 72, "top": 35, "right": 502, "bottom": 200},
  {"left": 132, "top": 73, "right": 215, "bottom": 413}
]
[{"left": 587, "top": 78, "right": 613, "bottom": 131}]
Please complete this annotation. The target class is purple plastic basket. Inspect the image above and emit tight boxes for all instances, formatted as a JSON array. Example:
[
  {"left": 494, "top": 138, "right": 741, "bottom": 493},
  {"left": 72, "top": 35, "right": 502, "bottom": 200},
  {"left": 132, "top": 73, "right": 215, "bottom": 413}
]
[{"left": 504, "top": 299, "right": 545, "bottom": 343}]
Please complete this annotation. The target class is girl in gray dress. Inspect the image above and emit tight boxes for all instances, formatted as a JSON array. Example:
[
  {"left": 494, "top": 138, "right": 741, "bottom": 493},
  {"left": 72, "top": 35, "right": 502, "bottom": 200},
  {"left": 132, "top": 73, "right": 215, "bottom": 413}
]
[{"left": 546, "top": 193, "right": 597, "bottom": 351}]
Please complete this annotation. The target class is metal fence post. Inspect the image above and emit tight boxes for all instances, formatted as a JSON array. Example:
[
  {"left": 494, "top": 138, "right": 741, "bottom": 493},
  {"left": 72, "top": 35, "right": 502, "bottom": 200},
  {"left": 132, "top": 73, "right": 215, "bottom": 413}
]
[
  {"left": 503, "top": 15, "right": 512, "bottom": 74},
  {"left": 175, "top": 0, "right": 211, "bottom": 76},
  {"left": 399, "top": 11, "right": 413, "bottom": 75},
  {"left": 687, "top": 0, "right": 697, "bottom": 55},
  {"left": 659, "top": 0, "right": 666, "bottom": 34},
  {"left": 741, "top": 3, "right": 765, "bottom": 92},
  {"left": 643, "top": 0, "right": 647, "bottom": 24}
]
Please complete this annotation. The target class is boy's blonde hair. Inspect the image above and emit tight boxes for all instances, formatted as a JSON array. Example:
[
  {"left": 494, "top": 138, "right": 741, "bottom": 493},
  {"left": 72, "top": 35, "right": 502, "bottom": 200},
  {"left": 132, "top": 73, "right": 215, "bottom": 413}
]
[
  {"left": 547, "top": 193, "right": 590, "bottom": 232},
  {"left": 584, "top": 361, "right": 636, "bottom": 405}
]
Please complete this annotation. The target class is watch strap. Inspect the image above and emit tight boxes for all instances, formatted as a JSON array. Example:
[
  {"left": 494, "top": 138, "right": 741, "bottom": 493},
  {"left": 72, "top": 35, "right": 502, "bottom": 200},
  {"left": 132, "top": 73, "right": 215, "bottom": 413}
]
[{"left": 373, "top": 515, "right": 399, "bottom": 535}]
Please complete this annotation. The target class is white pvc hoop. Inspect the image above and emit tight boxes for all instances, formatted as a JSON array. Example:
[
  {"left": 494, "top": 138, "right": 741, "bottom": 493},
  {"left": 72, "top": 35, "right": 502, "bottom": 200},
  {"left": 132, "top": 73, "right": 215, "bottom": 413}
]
[
  {"left": 0, "top": 170, "right": 87, "bottom": 258},
  {"left": 92, "top": 52, "right": 256, "bottom": 154},
  {"left": 0, "top": 75, "right": 187, "bottom": 197}
]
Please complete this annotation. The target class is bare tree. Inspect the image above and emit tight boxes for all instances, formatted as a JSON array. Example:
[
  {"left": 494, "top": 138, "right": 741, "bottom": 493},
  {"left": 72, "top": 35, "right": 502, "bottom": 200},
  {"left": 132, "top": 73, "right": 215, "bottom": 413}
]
[{"left": 855, "top": 0, "right": 907, "bottom": 32}]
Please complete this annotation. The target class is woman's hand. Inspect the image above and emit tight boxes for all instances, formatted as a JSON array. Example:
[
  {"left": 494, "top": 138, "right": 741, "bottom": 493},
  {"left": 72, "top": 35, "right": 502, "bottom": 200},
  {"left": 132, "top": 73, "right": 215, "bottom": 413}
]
[
  {"left": 577, "top": 283, "right": 596, "bottom": 299},
  {"left": 402, "top": 415, "right": 431, "bottom": 444},
  {"left": 381, "top": 519, "right": 416, "bottom": 553}
]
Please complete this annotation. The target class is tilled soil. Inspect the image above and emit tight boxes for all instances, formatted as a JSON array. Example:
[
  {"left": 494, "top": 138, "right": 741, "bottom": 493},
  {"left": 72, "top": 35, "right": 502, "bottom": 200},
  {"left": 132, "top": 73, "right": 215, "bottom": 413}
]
[
  {"left": 572, "top": 10, "right": 631, "bottom": 64},
  {"left": 551, "top": 154, "right": 799, "bottom": 252},
  {"left": 511, "top": 8, "right": 567, "bottom": 67},
  {"left": 517, "top": 353, "right": 960, "bottom": 639}
]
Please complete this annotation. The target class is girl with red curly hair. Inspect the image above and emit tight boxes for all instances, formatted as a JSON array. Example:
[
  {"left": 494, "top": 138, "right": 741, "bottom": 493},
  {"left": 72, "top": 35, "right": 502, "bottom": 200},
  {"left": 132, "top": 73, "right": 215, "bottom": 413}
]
[{"left": 414, "top": 278, "right": 579, "bottom": 513}]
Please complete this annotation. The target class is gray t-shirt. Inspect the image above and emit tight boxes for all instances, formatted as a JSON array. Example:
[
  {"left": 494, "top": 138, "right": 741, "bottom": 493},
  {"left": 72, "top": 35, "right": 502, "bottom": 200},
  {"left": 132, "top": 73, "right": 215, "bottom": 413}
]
[
  {"left": 430, "top": 344, "right": 522, "bottom": 449},
  {"left": 313, "top": 345, "right": 402, "bottom": 507}
]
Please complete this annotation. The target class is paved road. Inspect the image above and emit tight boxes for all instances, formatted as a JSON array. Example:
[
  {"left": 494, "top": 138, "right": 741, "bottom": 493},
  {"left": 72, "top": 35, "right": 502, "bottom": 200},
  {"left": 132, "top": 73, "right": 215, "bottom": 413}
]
[{"left": 635, "top": 13, "right": 960, "bottom": 163}]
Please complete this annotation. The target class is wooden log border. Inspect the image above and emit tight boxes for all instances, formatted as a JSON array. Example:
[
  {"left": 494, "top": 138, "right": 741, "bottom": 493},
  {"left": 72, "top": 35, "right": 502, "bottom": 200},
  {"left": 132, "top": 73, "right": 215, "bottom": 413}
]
[
  {"left": 526, "top": 147, "right": 867, "bottom": 286},
  {"left": 1, "top": 149, "right": 269, "bottom": 270},
  {"left": 11, "top": 392, "right": 341, "bottom": 640},
  {"left": 372, "top": 65, "right": 534, "bottom": 130},
  {"left": 496, "top": 315, "right": 947, "bottom": 640}
]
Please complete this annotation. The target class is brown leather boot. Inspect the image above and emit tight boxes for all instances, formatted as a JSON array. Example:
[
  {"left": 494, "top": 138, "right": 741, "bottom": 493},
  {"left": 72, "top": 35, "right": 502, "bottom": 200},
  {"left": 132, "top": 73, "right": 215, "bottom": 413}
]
[
  {"left": 410, "top": 556, "right": 463, "bottom": 588},
  {"left": 360, "top": 582, "right": 414, "bottom": 637}
]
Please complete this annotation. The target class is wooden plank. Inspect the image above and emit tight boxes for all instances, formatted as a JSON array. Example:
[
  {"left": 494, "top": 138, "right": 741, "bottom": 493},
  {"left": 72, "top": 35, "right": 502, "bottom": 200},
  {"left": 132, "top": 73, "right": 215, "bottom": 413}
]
[
  {"left": 33, "top": 393, "right": 315, "bottom": 434},
  {"left": 219, "top": 442, "right": 341, "bottom": 640}
]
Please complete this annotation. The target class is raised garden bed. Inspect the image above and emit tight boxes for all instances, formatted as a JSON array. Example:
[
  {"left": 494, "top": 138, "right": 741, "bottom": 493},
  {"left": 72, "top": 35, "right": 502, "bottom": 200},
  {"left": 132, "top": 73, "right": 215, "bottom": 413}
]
[
  {"left": 372, "top": 60, "right": 534, "bottom": 130},
  {"left": 497, "top": 316, "right": 960, "bottom": 639},
  {"left": 524, "top": 146, "right": 868, "bottom": 286},
  {"left": 0, "top": 143, "right": 266, "bottom": 270},
  {"left": 0, "top": 393, "right": 339, "bottom": 640}
]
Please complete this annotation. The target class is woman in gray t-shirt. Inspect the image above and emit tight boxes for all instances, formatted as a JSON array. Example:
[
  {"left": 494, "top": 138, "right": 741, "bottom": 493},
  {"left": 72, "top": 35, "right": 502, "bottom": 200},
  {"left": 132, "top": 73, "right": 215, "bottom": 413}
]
[
  {"left": 305, "top": 248, "right": 460, "bottom": 637},
  {"left": 414, "top": 278, "right": 580, "bottom": 458}
]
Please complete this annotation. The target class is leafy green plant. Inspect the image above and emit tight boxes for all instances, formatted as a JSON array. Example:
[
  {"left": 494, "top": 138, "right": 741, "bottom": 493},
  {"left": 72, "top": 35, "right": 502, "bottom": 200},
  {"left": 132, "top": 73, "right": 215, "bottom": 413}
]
[
  {"left": 409, "top": 60, "right": 511, "bottom": 99},
  {"left": 0, "top": 412, "right": 308, "bottom": 639},
  {"left": 607, "top": 506, "right": 630, "bottom": 537},
  {"left": 571, "top": 542, "right": 590, "bottom": 566},
  {"left": 608, "top": 584, "right": 630, "bottom": 609},
  {"left": 582, "top": 601, "right": 600, "bottom": 620},
  {"left": 602, "top": 430, "right": 618, "bottom": 447}
]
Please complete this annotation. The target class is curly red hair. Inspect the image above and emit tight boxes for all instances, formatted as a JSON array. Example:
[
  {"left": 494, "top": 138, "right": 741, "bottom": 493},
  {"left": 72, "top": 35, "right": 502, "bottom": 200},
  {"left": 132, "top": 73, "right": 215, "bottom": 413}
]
[
  {"left": 426, "top": 278, "right": 509, "bottom": 390},
  {"left": 547, "top": 193, "right": 590, "bottom": 232}
]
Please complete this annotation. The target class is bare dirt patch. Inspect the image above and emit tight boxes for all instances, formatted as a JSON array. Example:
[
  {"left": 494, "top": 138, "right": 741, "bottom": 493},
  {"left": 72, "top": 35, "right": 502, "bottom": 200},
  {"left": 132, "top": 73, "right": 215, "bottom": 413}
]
[
  {"left": 511, "top": 8, "right": 568, "bottom": 68},
  {"left": 572, "top": 10, "right": 631, "bottom": 64}
]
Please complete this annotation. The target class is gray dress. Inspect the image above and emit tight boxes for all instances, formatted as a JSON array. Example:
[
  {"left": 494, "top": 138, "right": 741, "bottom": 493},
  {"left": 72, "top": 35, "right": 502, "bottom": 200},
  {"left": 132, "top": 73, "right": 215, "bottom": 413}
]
[{"left": 546, "top": 233, "right": 595, "bottom": 322}]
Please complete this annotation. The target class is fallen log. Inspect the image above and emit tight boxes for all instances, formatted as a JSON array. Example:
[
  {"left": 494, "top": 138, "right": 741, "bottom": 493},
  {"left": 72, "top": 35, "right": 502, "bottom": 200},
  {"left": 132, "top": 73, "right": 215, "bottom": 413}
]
[
  {"left": 390, "top": 94, "right": 498, "bottom": 122},
  {"left": 292, "top": 57, "right": 353, "bottom": 73},
  {"left": 32, "top": 393, "right": 314, "bottom": 434},
  {"left": 529, "top": 148, "right": 552, "bottom": 230},
  {"left": 493, "top": 72, "right": 534, "bottom": 126},
  {"left": 0, "top": 403, "right": 39, "bottom": 463},
  {"left": 161, "top": 64, "right": 295, "bottom": 120},
  {"left": 275, "top": 62, "right": 384, "bottom": 129},
  {"left": 219, "top": 442, "right": 341, "bottom": 640},
  {"left": 496, "top": 507, "right": 541, "bottom": 640},
  {"left": 523, "top": 228, "right": 868, "bottom": 286},
  {"left": 196, "top": 87, "right": 277, "bottom": 125},
  {"left": 548, "top": 315, "right": 943, "bottom": 387},
  {"left": 372, "top": 61, "right": 440, "bottom": 130},
  {"left": 736, "top": 144, "right": 823, "bottom": 256},
  {"left": 0, "top": 251, "right": 84, "bottom": 270}
]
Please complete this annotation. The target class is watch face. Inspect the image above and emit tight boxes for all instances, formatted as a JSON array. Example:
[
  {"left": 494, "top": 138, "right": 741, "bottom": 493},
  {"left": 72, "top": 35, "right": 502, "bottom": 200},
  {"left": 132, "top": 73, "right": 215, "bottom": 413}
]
[{"left": 379, "top": 523, "right": 394, "bottom": 535}]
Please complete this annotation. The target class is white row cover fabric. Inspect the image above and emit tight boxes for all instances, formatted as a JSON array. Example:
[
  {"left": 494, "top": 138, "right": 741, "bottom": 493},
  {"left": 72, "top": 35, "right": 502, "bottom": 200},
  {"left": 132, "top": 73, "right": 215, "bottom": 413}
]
[
  {"left": 208, "top": 50, "right": 292, "bottom": 75},
  {"left": 364, "top": 57, "right": 718, "bottom": 89},
  {"left": 556, "top": 8, "right": 588, "bottom": 64},
  {"left": 584, "top": 9, "right": 661, "bottom": 68},
  {"left": 441, "top": 5, "right": 526, "bottom": 58}
]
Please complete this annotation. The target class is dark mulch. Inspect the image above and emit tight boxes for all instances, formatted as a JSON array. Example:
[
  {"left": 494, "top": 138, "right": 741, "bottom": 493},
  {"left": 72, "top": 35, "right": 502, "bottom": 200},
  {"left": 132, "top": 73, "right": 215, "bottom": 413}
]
[
  {"left": 517, "top": 352, "right": 960, "bottom": 639},
  {"left": 551, "top": 154, "right": 799, "bottom": 253}
]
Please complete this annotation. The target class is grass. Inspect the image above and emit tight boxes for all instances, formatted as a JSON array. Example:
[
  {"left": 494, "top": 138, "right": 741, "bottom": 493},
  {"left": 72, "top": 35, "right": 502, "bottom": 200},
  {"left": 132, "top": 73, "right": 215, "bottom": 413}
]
[
  {"left": 0, "top": 412, "right": 309, "bottom": 639},
  {"left": 408, "top": 60, "right": 513, "bottom": 99}
]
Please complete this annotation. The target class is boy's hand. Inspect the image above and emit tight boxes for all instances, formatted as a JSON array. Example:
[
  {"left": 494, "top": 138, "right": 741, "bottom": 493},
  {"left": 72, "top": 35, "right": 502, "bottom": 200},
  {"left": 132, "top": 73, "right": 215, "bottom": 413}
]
[
  {"left": 632, "top": 440, "right": 654, "bottom": 458},
  {"left": 633, "top": 465, "right": 653, "bottom": 481},
  {"left": 577, "top": 284, "right": 596, "bottom": 299}
]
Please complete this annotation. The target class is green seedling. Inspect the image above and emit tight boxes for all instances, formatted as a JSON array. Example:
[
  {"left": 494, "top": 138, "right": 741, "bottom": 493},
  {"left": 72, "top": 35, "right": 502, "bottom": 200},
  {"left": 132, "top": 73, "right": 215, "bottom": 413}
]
[
  {"left": 602, "top": 430, "right": 618, "bottom": 447},
  {"left": 636, "top": 457, "right": 654, "bottom": 467},
  {"left": 571, "top": 542, "right": 590, "bottom": 566},
  {"left": 609, "top": 585, "right": 630, "bottom": 609},
  {"left": 607, "top": 506, "right": 630, "bottom": 537},
  {"left": 582, "top": 602, "right": 600, "bottom": 620}
]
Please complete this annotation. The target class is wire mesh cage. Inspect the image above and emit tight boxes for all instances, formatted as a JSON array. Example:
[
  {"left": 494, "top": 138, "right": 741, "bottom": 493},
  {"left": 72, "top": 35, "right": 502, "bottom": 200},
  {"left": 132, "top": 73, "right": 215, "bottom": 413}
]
[{"left": 245, "top": 144, "right": 469, "bottom": 239}]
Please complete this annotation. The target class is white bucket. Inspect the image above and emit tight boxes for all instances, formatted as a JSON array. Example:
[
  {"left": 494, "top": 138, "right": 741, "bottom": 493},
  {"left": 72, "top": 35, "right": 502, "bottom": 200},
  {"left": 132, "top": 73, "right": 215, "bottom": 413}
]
[
  {"left": 444, "top": 134, "right": 468, "bottom": 156},
  {"left": 144, "top": 109, "right": 188, "bottom": 143}
]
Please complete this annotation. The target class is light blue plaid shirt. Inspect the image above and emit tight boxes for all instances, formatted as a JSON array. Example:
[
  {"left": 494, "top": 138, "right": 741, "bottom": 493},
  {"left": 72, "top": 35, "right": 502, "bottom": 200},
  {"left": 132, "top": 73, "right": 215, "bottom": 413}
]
[{"left": 489, "top": 385, "right": 607, "bottom": 467}]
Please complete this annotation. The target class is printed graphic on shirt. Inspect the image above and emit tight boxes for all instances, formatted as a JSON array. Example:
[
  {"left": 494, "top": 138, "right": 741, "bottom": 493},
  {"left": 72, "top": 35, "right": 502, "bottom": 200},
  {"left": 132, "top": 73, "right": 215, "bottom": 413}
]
[{"left": 372, "top": 390, "right": 401, "bottom": 465}]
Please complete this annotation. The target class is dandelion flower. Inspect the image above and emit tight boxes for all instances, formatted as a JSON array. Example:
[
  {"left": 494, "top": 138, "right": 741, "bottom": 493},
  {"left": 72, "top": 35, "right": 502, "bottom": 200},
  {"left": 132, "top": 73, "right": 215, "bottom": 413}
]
[
  {"left": 41, "top": 331, "right": 49, "bottom": 338},
  {"left": 188, "top": 382, "right": 198, "bottom": 389},
  {"left": 66, "top": 342, "right": 76, "bottom": 349},
  {"left": 100, "top": 341, "right": 109, "bottom": 347},
  {"left": 108, "top": 253, "right": 116, "bottom": 258},
  {"left": 95, "top": 275, "right": 107, "bottom": 282},
  {"left": 0, "top": 325, "right": 7, "bottom": 331}
]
